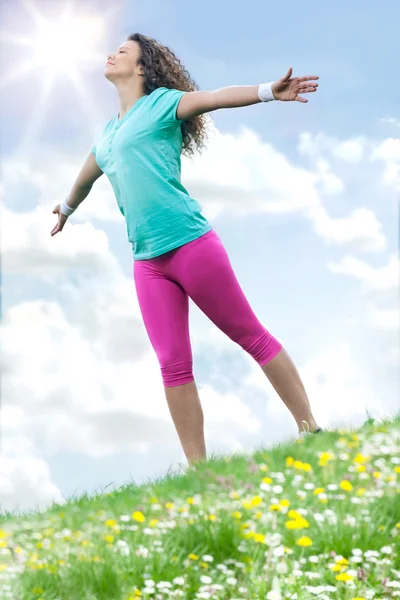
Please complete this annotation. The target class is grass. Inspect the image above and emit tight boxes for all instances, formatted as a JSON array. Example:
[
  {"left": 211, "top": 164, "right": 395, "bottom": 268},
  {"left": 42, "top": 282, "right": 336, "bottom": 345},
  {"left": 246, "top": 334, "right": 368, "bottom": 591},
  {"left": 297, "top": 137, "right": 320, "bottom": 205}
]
[{"left": 0, "top": 415, "right": 399, "bottom": 599}]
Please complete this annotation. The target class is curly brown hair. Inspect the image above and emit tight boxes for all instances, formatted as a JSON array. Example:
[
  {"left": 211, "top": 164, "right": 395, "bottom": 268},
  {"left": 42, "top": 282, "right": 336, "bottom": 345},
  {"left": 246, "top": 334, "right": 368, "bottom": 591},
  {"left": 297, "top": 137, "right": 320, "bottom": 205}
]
[{"left": 127, "top": 33, "right": 213, "bottom": 160}]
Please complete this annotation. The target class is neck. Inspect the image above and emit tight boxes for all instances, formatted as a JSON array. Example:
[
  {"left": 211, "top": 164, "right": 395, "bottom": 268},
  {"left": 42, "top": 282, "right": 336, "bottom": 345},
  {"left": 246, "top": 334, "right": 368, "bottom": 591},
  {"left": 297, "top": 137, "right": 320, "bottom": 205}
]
[{"left": 115, "top": 79, "right": 146, "bottom": 120}]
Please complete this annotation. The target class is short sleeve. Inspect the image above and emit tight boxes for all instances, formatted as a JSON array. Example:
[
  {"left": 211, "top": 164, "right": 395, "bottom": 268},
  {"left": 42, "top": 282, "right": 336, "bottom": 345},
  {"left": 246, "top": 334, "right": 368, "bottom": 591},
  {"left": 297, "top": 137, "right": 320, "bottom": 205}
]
[
  {"left": 150, "top": 87, "right": 186, "bottom": 129},
  {"left": 91, "top": 144, "right": 97, "bottom": 157}
]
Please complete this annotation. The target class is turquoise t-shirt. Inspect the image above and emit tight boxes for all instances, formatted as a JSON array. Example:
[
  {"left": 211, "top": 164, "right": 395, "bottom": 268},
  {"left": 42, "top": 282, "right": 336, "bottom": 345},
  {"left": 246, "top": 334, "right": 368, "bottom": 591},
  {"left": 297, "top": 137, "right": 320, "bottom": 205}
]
[{"left": 91, "top": 86, "right": 212, "bottom": 260}]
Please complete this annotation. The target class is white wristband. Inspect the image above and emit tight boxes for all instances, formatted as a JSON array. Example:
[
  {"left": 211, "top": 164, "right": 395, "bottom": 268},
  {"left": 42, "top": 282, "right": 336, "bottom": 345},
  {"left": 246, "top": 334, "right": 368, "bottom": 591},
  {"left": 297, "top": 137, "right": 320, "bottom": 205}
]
[
  {"left": 258, "top": 82, "right": 276, "bottom": 102},
  {"left": 60, "top": 198, "right": 76, "bottom": 217}
]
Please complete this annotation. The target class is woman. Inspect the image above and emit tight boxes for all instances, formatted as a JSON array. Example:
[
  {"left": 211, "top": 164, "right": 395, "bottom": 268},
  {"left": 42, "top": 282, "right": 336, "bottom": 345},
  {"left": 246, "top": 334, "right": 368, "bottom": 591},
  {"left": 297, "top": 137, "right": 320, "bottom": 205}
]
[{"left": 51, "top": 33, "right": 321, "bottom": 467}]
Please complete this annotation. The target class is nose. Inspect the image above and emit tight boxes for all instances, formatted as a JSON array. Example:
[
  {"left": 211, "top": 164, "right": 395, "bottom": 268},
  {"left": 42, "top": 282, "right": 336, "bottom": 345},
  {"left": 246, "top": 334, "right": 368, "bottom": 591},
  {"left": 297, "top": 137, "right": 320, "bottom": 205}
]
[{"left": 107, "top": 54, "right": 115, "bottom": 62}]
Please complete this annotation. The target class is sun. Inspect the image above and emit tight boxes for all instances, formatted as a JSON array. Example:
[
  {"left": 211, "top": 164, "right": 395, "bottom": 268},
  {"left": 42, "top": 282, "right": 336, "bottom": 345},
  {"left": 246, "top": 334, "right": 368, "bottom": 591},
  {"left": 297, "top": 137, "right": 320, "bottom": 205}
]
[{"left": 0, "top": 0, "right": 122, "bottom": 145}]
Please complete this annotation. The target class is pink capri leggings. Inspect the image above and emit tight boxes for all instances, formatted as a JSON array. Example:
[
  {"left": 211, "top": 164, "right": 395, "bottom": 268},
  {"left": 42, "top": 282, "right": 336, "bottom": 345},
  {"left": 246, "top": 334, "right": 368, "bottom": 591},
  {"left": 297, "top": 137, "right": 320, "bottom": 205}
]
[{"left": 133, "top": 229, "right": 282, "bottom": 387}]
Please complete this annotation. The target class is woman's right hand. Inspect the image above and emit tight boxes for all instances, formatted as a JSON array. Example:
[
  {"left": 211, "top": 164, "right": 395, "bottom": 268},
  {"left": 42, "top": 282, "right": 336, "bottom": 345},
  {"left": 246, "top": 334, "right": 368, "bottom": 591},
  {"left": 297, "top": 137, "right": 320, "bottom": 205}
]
[{"left": 51, "top": 204, "right": 69, "bottom": 236}]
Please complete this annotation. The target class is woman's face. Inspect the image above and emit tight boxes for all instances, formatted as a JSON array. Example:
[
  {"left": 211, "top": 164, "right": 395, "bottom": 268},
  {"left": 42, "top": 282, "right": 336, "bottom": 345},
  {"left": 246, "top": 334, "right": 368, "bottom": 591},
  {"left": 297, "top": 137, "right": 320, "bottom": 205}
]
[{"left": 104, "top": 40, "right": 143, "bottom": 82}]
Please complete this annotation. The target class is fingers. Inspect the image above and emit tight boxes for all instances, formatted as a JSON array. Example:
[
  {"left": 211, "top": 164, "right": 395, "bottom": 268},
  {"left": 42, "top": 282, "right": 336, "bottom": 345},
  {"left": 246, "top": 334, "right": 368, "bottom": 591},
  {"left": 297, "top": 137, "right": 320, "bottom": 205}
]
[
  {"left": 299, "top": 86, "right": 318, "bottom": 93},
  {"left": 299, "top": 76, "right": 319, "bottom": 82}
]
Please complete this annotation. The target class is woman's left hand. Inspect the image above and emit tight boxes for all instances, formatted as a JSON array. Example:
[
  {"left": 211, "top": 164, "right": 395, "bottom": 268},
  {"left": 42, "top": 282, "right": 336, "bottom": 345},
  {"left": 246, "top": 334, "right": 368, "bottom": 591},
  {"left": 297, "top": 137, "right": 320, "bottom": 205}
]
[{"left": 272, "top": 68, "right": 319, "bottom": 103}]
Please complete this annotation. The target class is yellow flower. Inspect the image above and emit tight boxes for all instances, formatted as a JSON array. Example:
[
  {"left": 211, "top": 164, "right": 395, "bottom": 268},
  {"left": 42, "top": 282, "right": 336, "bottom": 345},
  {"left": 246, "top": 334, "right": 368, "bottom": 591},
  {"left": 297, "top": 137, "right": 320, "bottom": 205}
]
[
  {"left": 104, "top": 535, "right": 114, "bottom": 544},
  {"left": 353, "top": 453, "right": 368, "bottom": 464},
  {"left": 356, "top": 465, "right": 366, "bottom": 472},
  {"left": 373, "top": 471, "right": 381, "bottom": 479},
  {"left": 263, "top": 477, "right": 273, "bottom": 484},
  {"left": 280, "top": 499, "right": 290, "bottom": 507},
  {"left": 394, "top": 466, "right": 400, "bottom": 474},
  {"left": 0, "top": 531, "right": 10, "bottom": 539},
  {"left": 269, "top": 504, "right": 282, "bottom": 511},
  {"left": 313, "top": 487, "right": 325, "bottom": 495},
  {"left": 319, "top": 451, "right": 334, "bottom": 466},
  {"left": 285, "top": 518, "right": 310, "bottom": 529},
  {"left": 356, "top": 488, "right": 366, "bottom": 496},
  {"left": 251, "top": 496, "right": 263, "bottom": 507},
  {"left": 336, "top": 573, "right": 354, "bottom": 581},
  {"left": 351, "top": 598, "right": 366, "bottom": 600},
  {"left": 296, "top": 536, "right": 312, "bottom": 547},
  {"left": 105, "top": 519, "right": 117, "bottom": 527},
  {"left": 286, "top": 457, "right": 294, "bottom": 467},
  {"left": 201, "top": 562, "right": 209, "bottom": 569},
  {"left": 336, "top": 558, "right": 349, "bottom": 566},
  {"left": 187, "top": 497, "right": 195, "bottom": 505},
  {"left": 233, "top": 511, "right": 242, "bottom": 520},
  {"left": 288, "top": 510, "right": 302, "bottom": 519},
  {"left": 209, "top": 514, "right": 217, "bottom": 521},
  {"left": 330, "top": 564, "right": 343, "bottom": 572},
  {"left": 339, "top": 480, "right": 353, "bottom": 492},
  {"left": 254, "top": 533, "right": 266, "bottom": 543},
  {"left": 149, "top": 519, "right": 159, "bottom": 527},
  {"left": 188, "top": 553, "right": 198, "bottom": 560},
  {"left": 150, "top": 497, "right": 158, "bottom": 503},
  {"left": 396, "top": 522, "right": 400, "bottom": 528},
  {"left": 132, "top": 511, "right": 146, "bottom": 522},
  {"left": 165, "top": 502, "right": 174, "bottom": 510},
  {"left": 242, "top": 500, "right": 252, "bottom": 509},
  {"left": 260, "top": 464, "right": 268, "bottom": 472}
]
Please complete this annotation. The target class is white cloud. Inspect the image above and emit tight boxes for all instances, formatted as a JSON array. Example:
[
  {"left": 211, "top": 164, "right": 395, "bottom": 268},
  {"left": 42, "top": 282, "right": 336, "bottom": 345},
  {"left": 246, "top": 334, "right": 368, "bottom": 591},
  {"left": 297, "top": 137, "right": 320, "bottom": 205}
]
[
  {"left": 371, "top": 137, "right": 400, "bottom": 191},
  {"left": 297, "top": 131, "right": 368, "bottom": 163},
  {"left": 0, "top": 455, "right": 64, "bottom": 514},
  {"left": 366, "top": 303, "right": 399, "bottom": 332},
  {"left": 328, "top": 253, "right": 399, "bottom": 292},
  {"left": 1, "top": 203, "right": 120, "bottom": 278},
  {"left": 183, "top": 126, "right": 385, "bottom": 252},
  {"left": 379, "top": 117, "right": 400, "bottom": 129},
  {"left": 307, "top": 205, "right": 385, "bottom": 252}
]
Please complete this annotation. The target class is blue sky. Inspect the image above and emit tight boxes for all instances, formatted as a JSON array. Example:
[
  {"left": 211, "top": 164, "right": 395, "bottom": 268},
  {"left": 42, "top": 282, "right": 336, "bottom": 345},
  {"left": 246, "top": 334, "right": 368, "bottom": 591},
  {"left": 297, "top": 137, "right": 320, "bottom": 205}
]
[{"left": 1, "top": 0, "right": 399, "bottom": 513}]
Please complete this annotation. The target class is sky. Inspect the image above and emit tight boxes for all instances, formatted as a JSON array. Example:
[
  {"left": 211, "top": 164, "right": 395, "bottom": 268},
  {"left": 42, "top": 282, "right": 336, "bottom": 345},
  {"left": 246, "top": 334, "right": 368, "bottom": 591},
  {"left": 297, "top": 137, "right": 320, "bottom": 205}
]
[{"left": 0, "top": 0, "right": 399, "bottom": 514}]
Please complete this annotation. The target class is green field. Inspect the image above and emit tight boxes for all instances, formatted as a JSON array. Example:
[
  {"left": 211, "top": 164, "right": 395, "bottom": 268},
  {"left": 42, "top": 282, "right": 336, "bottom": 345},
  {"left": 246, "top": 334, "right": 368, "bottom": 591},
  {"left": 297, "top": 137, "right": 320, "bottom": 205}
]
[{"left": 1, "top": 416, "right": 399, "bottom": 599}]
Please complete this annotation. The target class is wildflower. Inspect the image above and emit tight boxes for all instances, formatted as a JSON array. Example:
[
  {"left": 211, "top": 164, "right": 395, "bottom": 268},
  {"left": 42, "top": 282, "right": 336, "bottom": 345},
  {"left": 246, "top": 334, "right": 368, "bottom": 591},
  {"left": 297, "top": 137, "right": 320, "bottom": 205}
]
[
  {"left": 188, "top": 553, "right": 198, "bottom": 560},
  {"left": 280, "top": 499, "right": 290, "bottom": 507},
  {"left": 263, "top": 477, "right": 273, "bottom": 484},
  {"left": 297, "top": 536, "right": 312, "bottom": 547},
  {"left": 354, "top": 453, "right": 369, "bottom": 464},
  {"left": 336, "top": 573, "right": 354, "bottom": 581},
  {"left": 132, "top": 511, "right": 146, "bottom": 522},
  {"left": 286, "top": 457, "right": 294, "bottom": 467},
  {"left": 313, "top": 487, "right": 324, "bottom": 495},
  {"left": 251, "top": 495, "right": 263, "bottom": 506},
  {"left": 339, "top": 480, "right": 353, "bottom": 491},
  {"left": 319, "top": 452, "right": 334, "bottom": 466},
  {"left": 285, "top": 517, "right": 310, "bottom": 529},
  {"left": 269, "top": 504, "right": 282, "bottom": 511}
]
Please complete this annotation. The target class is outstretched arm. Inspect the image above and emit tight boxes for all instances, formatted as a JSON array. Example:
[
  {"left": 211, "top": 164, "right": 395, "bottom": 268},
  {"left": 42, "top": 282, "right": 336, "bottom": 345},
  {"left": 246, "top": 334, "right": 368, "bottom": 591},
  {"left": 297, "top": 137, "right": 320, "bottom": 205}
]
[{"left": 176, "top": 67, "right": 319, "bottom": 120}]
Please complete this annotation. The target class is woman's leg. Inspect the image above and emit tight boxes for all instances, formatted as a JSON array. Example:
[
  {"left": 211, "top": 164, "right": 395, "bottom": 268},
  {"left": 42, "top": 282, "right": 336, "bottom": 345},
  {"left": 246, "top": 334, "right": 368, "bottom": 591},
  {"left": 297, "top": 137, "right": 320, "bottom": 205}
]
[
  {"left": 169, "top": 230, "right": 319, "bottom": 433},
  {"left": 133, "top": 258, "right": 207, "bottom": 465}
]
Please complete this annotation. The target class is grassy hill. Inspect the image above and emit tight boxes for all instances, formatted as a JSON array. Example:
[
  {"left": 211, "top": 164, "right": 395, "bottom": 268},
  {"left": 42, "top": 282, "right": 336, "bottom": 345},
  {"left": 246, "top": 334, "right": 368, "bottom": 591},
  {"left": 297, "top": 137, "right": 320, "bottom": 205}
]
[{"left": 0, "top": 416, "right": 399, "bottom": 599}]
